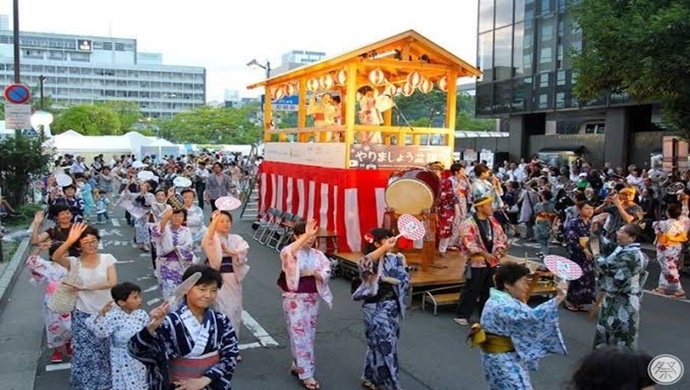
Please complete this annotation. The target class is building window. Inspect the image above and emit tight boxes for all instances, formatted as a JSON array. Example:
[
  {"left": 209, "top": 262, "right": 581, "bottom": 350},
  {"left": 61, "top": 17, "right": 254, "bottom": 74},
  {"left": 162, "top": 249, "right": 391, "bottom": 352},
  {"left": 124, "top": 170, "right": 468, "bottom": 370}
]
[
  {"left": 556, "top": 92, "right": 565, "bottom": 108},
  {"left": 49, "top": 51, "right": 65, "bottom": 60},
  {"left": 538, "top": 0, "right": 554, "bottom": 16},
  {"left": 476, "top": 83, "right": 493, "bottom": 116},
  {"left": 115, "top": 43, "right": 125, "bottom": 51},
  {"left": 494, "top": 26, "right": 512, "bottom": 81},
  {"left": 515, "top": 0, "right": 526, "bottom": 23},
  {"left": 513, "top": 22, "right": 525, "bottom": 77},
  {"left": 478, "top": 31, "right": 494, "bottom": 82},
  {"left": 494, "top": 81, "right": 512, "bottom": 114},
  {"left": 538, "top": 94, "right": 548, "bottom": 109},
  {"left": 557, "top": 70, "right": 566, "bottom": 86},
  {"left": 479, "top": 0, "right": 494, "bottom": 33},
  {"left": 495, "top": 0, "right": 513, "bottom": 28},
  {"left": 538, "top": 47, "right": 552, "bottom": 71}
]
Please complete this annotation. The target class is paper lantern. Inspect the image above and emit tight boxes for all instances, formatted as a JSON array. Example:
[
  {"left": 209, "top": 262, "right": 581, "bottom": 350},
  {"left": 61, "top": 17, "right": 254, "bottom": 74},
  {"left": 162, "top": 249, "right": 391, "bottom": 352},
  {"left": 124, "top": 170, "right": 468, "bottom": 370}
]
[
  {"left": 384, "top": 82, "right": 397, "bottom": 96},
  {"left": 336, "top": 68, "right": 347, "bottom": 85},
  {"left": 437, "top": 76, "right": 448, "bottom": 92},
  {"left": 400, "top": 83, "right": 415, "bottom": 97},
  {"left": 284, "top": 83, "right": 296, "bottom": 96},
  {"left": 368, "top": 69, "right": 386, "bottom": 85},
  {"left": 307, "top": 78, "right": 320, "bottom": 92},
  {"left": 272, "top": 86, "right": 285, "bottom": 100},
  {"left": 418, "top": 78, "right": 434, "bottom": 94},
  {"left": 319, "top": 74, "right": 334, "bottom": 90},
  {"left": 407, "top": 71, "right": 422, "bottom": 87}
]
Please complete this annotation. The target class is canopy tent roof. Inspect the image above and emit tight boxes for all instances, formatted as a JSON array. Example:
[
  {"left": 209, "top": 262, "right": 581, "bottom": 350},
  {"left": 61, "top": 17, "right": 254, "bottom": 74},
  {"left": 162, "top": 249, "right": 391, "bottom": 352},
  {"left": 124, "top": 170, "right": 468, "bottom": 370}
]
[
  {"left": 49, "top": 131, "right": 162, "bottom": 153},
  {"left": 247, "top": 29, "right": 481, "bottom": 89}
]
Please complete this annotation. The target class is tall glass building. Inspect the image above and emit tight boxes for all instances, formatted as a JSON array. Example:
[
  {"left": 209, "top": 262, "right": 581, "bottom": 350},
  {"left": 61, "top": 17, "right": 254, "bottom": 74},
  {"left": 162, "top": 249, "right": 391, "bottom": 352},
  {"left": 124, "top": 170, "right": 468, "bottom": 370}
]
[
  {"left": 0, "top": 30, "right": 206, "bottom": 119},
  {"left": 475, "top": 0, "right": 662, "bottom": 168}
]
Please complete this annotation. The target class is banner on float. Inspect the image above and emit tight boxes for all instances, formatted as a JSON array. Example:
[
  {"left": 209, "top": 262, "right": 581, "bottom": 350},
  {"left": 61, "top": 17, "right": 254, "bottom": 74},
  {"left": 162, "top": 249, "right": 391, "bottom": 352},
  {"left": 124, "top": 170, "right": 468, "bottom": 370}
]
[
  {"left": 349, "top": 144, "right": 452, "bottom": 169},
  {"left": 264, "top": 142, "right": 346, "bottom": 168}
]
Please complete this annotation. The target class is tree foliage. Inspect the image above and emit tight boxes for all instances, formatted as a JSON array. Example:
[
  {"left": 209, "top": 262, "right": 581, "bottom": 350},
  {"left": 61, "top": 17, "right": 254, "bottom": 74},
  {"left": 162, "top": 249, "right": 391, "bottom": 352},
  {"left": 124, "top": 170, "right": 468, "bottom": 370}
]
[
  {"left": 52, "top": 104, "right": 122, "bottom": 135},
  {"left": 0, "top": 133, "right": 53, "bottom": 206},
  {"left": 572, "top": 0, "right": 690, "bottom": 136},
  {"left": 393, "top": 91, "right": 495, "bottom": 131},
  {"left": 156, "top": 105, "right": 261, "bottom": 144},
  {"left": 102, "top": 101, "right": 142, "bottom": 133}
]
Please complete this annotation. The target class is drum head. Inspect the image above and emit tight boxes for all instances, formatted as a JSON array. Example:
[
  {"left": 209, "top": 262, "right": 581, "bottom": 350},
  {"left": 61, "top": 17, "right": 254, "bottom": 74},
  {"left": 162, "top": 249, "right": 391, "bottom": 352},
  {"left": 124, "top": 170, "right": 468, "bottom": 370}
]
[{"left": 385, "top": 179, "right": 434, "bottom": 215}]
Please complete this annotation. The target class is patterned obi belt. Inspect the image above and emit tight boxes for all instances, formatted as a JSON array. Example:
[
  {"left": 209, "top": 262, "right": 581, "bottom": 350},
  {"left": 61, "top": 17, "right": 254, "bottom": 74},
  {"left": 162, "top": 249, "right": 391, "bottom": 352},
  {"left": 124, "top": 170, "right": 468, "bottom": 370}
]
[
  {"left": 170, "top": 351, "right": 219, "bottom": 381},
  {"left": 535, "top": 212, "right": 556, "bottom": 222},
  {"left": 468, "top": 324, "right": 515, "bottom": 354},
  {"left": 313, "top": 113, "right": 325, "bottom": 121},
  {"left": 658, "top": 233, "right": 687, "bottom": 246},
  {"left": 219, "top": 256, "right": 234, "bottom": 274}
]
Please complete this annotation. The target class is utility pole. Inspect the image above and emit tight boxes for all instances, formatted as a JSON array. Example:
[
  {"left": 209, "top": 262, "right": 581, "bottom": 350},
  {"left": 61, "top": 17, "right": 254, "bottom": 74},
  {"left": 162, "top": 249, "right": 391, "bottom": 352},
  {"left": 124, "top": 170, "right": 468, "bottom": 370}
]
[
  {"left": 13, "top": 0, "right": 20, "bottom": 83},
  {"left": 39, "top": 75, "right": 46, "bottom": 109}
]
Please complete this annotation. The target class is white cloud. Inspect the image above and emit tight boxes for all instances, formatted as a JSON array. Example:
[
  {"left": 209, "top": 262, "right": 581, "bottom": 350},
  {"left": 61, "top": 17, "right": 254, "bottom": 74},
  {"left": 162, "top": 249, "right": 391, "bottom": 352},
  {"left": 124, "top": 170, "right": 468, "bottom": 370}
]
[{"left": 2, "top": 0, "right": 478, "bottom": 101}]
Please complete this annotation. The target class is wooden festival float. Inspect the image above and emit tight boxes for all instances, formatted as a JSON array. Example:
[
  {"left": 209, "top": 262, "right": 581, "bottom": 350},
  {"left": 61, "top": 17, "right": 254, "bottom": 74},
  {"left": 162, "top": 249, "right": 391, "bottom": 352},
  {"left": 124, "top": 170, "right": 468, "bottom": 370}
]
[{"left": 247, "top": 30, "right": 557, "bottom": 306}]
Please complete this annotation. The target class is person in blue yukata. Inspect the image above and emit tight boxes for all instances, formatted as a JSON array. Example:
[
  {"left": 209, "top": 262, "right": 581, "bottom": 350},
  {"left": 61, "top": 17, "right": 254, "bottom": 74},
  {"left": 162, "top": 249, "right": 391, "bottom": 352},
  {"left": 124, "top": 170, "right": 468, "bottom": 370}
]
[{"left": 467, "top": 262, "right": 568, "bottom": 390}]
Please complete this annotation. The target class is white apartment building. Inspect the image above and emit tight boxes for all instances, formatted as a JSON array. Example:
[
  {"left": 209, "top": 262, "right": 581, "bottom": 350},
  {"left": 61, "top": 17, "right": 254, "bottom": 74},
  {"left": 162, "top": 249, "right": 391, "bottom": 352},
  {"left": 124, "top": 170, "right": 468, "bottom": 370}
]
[{"left": 0, "top": 29, "right": 206, "bottom": 119}]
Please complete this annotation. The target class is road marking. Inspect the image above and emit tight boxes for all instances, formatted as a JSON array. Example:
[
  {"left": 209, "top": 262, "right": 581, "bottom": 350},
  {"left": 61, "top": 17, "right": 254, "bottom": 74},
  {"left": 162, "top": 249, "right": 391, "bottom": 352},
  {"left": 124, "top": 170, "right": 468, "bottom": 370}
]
[
  {"left": 143, "top": 285, "right": 159, "bottom": 293},
  {"left": 45, "top": 362, "right": 71, "bottom": 372},
  {"left": 242, "top": 310, "right": 279, "bottom": 348},
  {"left": 140, "top": 253, "right": 150, "bottom": 257},
  {"left": 137, "top": 276, "right": 153, "bottom": 281},
  {"left": 644, "top": 290, "right": 690, "bottom": 304},
  {"left": 147, "top": 298, "right": 161, "bottom": 306},
  {"left": 239, "top": 342, "right": 262, "bottom": 350},
  {"left": 118, "top": 260, "right": 135, "bottom": 264},
  {"left": 111, "top": 219, "right": 120, "bottom": 227}
]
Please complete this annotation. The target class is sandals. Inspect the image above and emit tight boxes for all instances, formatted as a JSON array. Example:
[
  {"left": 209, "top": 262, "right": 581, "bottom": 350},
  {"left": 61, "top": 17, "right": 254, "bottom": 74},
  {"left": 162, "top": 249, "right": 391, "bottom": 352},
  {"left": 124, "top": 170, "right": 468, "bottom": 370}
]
[
  {"left": 453, "top": 318, "right": 469, "bottom": 326},
  {"left": 564, "top": 303, "right": 586, "bottom": 312},
  {"left": 301, "top": 379, "right": 320, "bottom": 390},
  {"left": 672, "top": 290, "right": 686, "bottom": 298},
  {"left": 361, "top": 379, "right": 378, "bottom": 389}
]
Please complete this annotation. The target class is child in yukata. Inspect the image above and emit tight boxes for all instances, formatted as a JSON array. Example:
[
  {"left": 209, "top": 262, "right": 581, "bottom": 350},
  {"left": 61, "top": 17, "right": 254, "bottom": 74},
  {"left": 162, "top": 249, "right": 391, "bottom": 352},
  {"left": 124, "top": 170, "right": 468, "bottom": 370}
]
[
  {"left": 534, "top": 189, "right": 557, "bottom": 257},
  {"left": 96, "top": 190, "right": 111, "bottom": 224},
  {"left": 86, "top": 282, "right": 150, "bottom": 390},
  {"left": 26, "top": 241, "right": 72, "bottom": 363}
]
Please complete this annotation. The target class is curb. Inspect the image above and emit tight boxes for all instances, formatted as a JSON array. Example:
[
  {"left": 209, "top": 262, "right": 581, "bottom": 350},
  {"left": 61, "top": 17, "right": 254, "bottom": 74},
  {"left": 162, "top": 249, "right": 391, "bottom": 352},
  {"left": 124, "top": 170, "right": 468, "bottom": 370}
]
[{"left": 0, "top": 222, "right": 34, "bottom": 312}]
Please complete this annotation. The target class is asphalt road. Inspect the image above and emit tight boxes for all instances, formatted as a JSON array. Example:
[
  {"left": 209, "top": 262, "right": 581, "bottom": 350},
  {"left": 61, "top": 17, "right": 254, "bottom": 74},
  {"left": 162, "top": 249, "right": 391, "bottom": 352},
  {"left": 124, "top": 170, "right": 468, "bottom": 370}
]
[{"left": 19, "top": 212, "right": 690, "bottom": 389}]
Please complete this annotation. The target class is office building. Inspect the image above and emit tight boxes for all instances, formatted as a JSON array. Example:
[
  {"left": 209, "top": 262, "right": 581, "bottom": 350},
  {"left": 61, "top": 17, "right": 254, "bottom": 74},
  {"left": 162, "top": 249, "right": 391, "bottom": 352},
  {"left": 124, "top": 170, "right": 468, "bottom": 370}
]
[
  {"left": 475, "top": 0, "right": 664, "bottom": 168},
  {"left": 0, "top": 28, "right": 206, "bottom": 119},
  {"left": 271, "top": 50, "right": 326, "bottom": 76}
]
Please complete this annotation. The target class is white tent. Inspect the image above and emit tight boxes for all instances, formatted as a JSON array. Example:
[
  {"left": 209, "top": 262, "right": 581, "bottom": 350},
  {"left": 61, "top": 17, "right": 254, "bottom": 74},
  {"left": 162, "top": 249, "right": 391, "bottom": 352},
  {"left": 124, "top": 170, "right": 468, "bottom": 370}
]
[
  {"left": 141, "top": 138, "right": 180, "bottom": 159},
  {"left": 49, "top": 131, "right": 159, "bottom": 161}
]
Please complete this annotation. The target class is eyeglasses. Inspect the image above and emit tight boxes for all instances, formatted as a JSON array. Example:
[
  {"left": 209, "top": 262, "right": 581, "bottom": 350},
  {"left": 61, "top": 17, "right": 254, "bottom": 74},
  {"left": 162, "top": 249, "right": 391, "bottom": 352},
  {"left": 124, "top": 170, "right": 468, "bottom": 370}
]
[{"left": 81, "top": 240, "right": 99, "bottom": 247}]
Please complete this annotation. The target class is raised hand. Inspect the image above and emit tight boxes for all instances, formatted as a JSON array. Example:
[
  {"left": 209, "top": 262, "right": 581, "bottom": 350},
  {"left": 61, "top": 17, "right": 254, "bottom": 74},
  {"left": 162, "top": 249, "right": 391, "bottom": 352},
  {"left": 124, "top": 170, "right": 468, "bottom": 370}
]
[
  {"left": 306, "top": 220, "right": 319, "bottom": 237},
  {"left": 67, "top": 222, "right": 88, "bottom": 244},
  {"left": 33, "top": 210, "right": 44, "bottom": 224},
  {"left": 147, "top": 301, "right": 170, "bottom": 333},
  {"left": 99, "top": 300, "right": 114, "bottom": 317},
  {"left": 382, "top": 237, "right": 397, "bottom": 251}
]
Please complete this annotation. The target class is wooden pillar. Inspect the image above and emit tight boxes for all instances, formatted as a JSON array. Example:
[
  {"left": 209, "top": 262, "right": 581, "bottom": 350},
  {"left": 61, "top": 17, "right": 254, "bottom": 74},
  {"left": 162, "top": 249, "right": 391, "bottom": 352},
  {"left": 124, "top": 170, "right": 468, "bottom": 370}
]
[
  {"left": 383, "top": 109, "right": 392, "bottom": 145},
  {"left": 297, "top": 78, "right": 307, "bottom": 143},
  {"left": 264, "top": 87, "right": 273, "bottom": 143},
  {"left": 445, "top": 71, "right": 458, "bottom": 149},
  {"left": 344, "top": 64, "right": 358, "bottom": 168}
]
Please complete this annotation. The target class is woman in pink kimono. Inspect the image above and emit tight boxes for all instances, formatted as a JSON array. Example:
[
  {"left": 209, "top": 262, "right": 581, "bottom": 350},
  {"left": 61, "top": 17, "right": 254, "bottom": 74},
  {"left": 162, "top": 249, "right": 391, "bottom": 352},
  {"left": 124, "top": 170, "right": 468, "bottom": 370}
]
[
  {"left": 150, "top": 207, "right": 196, "bottom": 300},
  {"left": 202, "top": 210, "right": 250, "bottom": 358},
  {"left": 278, "top": 220, "right": 333, "bottom": 390}
]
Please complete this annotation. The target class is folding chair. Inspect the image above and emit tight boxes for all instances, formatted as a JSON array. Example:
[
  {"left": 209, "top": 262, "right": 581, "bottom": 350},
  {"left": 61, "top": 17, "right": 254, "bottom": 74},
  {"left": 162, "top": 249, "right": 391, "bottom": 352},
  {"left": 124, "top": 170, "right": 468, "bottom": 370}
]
[
  {"left": 258, "top": 209, "right": 285, "bottom": 245},
  {"left": 252, "top": 207, "right": 275, "bottom": 242},
  {"left": 274, "top": 213, "right": 301, "bottom": 251},
  {"left": 267, "top": 212, "right": 293, "bottom": 249}
]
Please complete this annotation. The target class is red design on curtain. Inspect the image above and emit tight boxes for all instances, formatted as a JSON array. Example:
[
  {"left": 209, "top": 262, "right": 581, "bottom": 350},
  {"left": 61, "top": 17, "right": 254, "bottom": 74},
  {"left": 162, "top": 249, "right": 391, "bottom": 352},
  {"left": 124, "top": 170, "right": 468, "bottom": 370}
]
[{"left": 259, "top": 161, "right": 392, "bottom": 252}]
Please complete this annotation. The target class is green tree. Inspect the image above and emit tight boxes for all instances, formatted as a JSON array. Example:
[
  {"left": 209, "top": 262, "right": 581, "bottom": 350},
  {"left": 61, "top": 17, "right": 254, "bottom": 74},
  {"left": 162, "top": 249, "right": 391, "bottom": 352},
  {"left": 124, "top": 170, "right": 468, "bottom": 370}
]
[
  {"left": 0, "top": 133, "right": 54, "bottom": 206},
  {"left": 572, "top": 0, "right": 690, "bottom": 136},
  {"left": 392, "top": 91, "right": 496, "bottom": 130},
  {"left": 102, "top": 101, "right": 142, "bottom": 133},
  {"left": 52, "top": 104, "right": 121, "bottom": 135},
  {"left": 157, "top": 105, "right": 260, "bottom": 144}
]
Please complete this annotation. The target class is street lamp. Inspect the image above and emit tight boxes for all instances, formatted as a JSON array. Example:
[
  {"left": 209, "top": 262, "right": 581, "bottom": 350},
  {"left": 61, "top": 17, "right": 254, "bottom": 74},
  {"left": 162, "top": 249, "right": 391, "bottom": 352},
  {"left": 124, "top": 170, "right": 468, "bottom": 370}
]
[
  {"left": 246, "top": 59, "right": 271, "bottom": 79},
  {"left": 39, "top": 75, "right": 46, "bottom": 109}
]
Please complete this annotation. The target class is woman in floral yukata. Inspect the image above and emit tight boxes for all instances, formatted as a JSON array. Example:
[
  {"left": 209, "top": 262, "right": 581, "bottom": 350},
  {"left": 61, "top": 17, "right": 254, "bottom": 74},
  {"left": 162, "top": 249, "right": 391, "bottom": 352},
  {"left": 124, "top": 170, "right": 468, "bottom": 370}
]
[
  {"left": 202, "top": 210, "right": 249, "bottom": 360},
  {"left": 150, "top": 207, "right": 196, "bottom": 300},
  {"left": 590, "top": 223, "right": 649, "bottom": 350},
  {"left": 353, "top": 228, "right": 410, "bottom": 390},
  {"left": 468, "top": 262, "right": 567, "bottom": 390},
  {"left": 652, "top": 201, "right": 689, "bottom": 298},
  {"left": 429, "top": 162, "right": 459, "bottom": 258},
  {"left": 129, "top": 265, "right": 239, "bottom": 390},
  {"left": 564, "top": 201, "right": 597, "bottom": 312},
  {"left": 278, "top": 220, "right": 332, "bottom": 390}
]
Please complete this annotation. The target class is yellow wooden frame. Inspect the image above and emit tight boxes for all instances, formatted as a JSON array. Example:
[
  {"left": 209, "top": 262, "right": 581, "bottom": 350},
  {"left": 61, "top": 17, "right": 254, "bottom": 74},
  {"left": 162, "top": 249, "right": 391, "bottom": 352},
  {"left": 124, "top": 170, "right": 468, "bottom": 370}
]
[{"left": 247, "top": 30, "right": 481, "bottom": 166}]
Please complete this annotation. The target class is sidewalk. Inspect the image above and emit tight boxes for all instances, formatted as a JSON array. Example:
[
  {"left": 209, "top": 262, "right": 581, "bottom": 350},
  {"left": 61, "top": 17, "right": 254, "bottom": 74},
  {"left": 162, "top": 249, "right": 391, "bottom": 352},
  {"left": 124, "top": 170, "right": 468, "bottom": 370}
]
[{"left": 0, "top": 223, "right": 44, "bottom": 390}]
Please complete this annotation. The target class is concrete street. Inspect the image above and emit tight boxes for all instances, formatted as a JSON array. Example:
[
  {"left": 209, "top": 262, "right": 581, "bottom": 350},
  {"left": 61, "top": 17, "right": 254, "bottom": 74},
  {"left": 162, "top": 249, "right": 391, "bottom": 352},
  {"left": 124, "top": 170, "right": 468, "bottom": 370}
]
[{"left": 2, "top": 211, "right": 687, "bottom": 389}]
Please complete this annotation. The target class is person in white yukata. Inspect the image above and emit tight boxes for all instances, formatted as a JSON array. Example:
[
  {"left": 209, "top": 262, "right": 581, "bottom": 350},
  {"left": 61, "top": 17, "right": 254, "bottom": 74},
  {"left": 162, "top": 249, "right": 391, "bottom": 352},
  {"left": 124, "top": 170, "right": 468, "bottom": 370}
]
[
  {"left": 86, "top": 282, "right": 149, "bottom": 390},
  {"left": 202, "top": 210, "right": 249, "bottom": 361},
  {"left": 468, "top": 262, "right": 568, "bottom": 390}
]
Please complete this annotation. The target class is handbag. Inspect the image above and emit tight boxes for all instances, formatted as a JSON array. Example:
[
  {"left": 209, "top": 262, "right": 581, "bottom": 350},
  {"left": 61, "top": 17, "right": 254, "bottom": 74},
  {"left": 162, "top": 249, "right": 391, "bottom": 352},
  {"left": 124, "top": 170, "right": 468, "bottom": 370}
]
[{"left": 47, "top": 259, "right": 80, "bottom": 314}]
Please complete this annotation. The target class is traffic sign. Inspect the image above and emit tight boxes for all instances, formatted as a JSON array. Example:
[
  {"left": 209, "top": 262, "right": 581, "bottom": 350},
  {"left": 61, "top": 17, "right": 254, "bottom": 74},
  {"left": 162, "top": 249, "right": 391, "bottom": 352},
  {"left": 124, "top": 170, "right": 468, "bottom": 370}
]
[
  {"left": 3, "top": 84, "right": 32, "bottom": 104},
  {"left": 4, "top": 104, "right": 33, "bottom": 129}
]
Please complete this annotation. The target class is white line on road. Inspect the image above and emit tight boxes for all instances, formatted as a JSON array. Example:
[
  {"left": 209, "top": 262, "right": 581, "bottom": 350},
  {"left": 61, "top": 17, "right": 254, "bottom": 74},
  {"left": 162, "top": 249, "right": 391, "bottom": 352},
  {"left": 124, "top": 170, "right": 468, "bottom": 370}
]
[
  {"left": 111, "top": 219, "right": 120, "bottom": 227},
  {"left": 242, "top": 310, "right": 279, "bottom": 348},
  {"left": 118, "top": 260, "right": 135, "bottom": 264},
  {"left": 143, "top": 285, "right": 159, "bottom": 293},
  {"left": 147, "top": 298, "right": 161, "bottom": 306},
  {"left": 140, "top": 253, "right": 150, "bottom": 258},
  {"left": 45, "top": 362, "right": 71, "bottom": 372},
  {"left": 643, "top": 290, "right": 690, "bottom": 304},
  {"left": 239, "top": 342, "right": 262, "bottom": 350}
]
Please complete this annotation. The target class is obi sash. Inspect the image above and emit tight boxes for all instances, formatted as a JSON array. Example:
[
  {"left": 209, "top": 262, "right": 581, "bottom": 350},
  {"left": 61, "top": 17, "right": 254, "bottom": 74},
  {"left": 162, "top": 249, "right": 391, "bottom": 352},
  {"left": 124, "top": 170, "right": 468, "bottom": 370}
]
[
  {"left": 277, "top": 272, "right": 318, "bottom": 293},
  {"left": 169, "top": 351, "right": 220, "bottom": 381},
  {"left": 219, "top": 256, "right": 234, "bottom": 274},
  {"left": 313, "top": 113, "right": 325, "bottom": 121},
  {"left": 658, "top": 232, "right": 687, "bottom": 246},
  {"left": 467, "top": 324, "right": 515, "bottom": 354}
]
